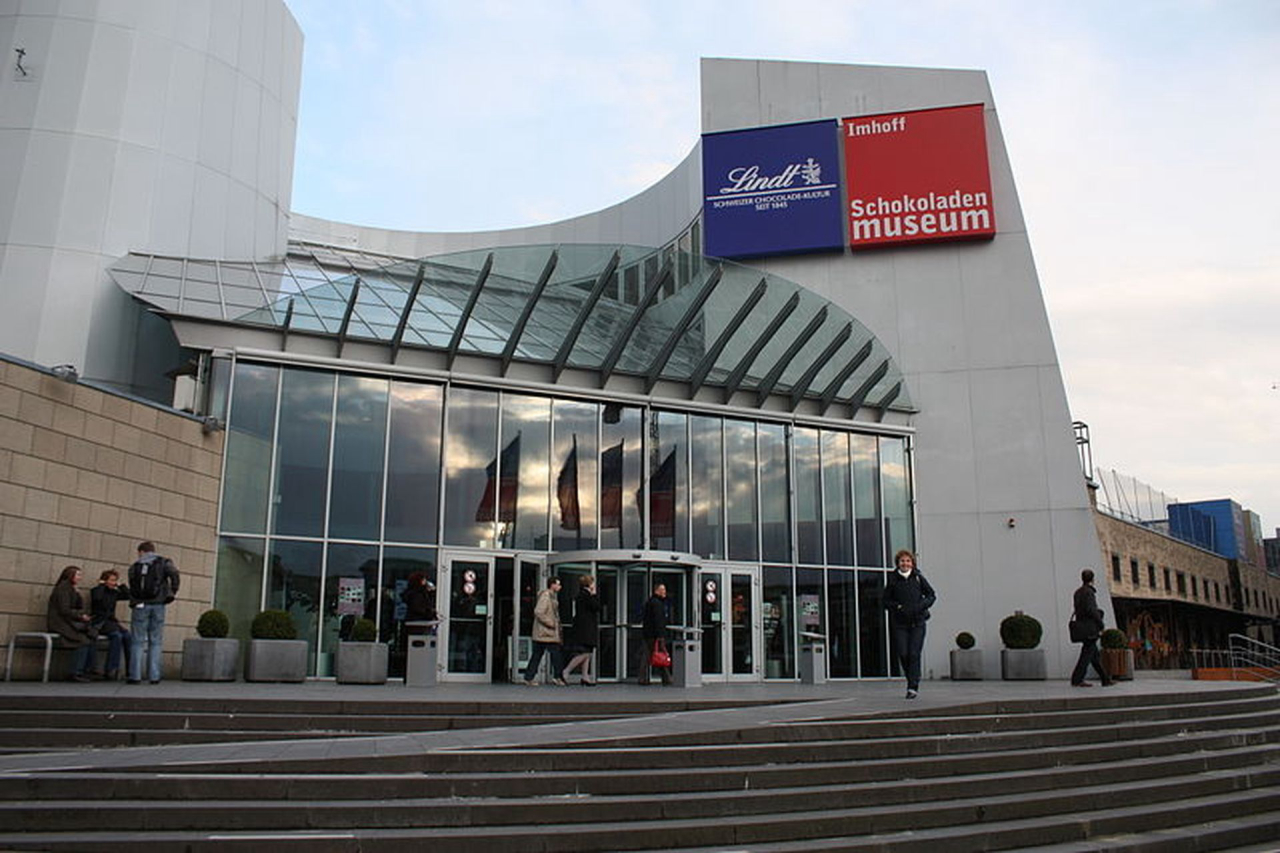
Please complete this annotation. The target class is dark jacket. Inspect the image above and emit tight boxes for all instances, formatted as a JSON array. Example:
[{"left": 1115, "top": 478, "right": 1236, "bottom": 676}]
[
  {"left": 90, "top": 583, "right": 130, "bottom": 633},
  {"left": 128, "top": 553, "right": 180, "bottom": 605},
  {"left": 1072, "top": 582, "right": 1105, "bottom": 641},
  {"left": 883, "top": 570, "right": 937, "bottom": 629},
  {"left": 47, "top": 581, "right": 91, "bottom": 646},
  {"left": 401, "top": 584, "right": 435, "bottom": 622},
  {"left": 641, "top": 594, "right": 669, "bottom": 640},
  {"left": 567, "top": 588, "right": 601, "bottom": 648}
]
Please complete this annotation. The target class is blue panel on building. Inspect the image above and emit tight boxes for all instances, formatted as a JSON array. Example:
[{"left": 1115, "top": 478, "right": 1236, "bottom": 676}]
[
  {"left": 1169, "top": 499, "right": 1243, "bottom": 560},
  {"left": 702, "top": 120, "right": 844, "bottom": 259}
]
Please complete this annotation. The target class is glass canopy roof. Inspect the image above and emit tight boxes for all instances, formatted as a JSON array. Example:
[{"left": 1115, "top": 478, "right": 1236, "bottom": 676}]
[{"left": 109, "top": 242, "right": 911, "bottom": 416}]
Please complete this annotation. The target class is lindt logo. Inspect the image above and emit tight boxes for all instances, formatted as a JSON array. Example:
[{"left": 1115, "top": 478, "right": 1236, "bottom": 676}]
[{"left": 718, "top": 158, "right": 823, "bottom": 195}]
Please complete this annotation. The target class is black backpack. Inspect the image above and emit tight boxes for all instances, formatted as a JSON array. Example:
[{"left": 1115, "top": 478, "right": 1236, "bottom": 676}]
[{"left": 130, "top": 558, "right": 172, "bottom": 603}]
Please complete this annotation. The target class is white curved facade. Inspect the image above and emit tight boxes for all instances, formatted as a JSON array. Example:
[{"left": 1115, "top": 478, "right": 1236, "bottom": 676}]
[
  {"left": 288, "top": 58, "right": 1106, "bottom": 678},
  {"left": 0, "top": 0, "right": 302, "bottom": 393}
]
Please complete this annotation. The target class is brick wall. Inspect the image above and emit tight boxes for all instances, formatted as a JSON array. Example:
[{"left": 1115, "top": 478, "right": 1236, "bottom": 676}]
[{"left": 0, "top": 356, "right": 223, "bottom": 678}]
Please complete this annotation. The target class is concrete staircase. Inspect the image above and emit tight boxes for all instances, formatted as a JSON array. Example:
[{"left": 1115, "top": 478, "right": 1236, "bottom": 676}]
[{"left": 0, "top": 684, "right": 1277, "bottom": 851}]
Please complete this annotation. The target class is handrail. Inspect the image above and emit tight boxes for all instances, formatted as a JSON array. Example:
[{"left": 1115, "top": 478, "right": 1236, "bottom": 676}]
[{"left": 1228, "top": 633, "right": 1280, "bottom": 683}]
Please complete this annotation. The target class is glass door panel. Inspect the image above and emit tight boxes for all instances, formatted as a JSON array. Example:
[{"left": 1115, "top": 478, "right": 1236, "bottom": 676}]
[
  {"left": 442, "top": 554, "right": 492, "bottom": 679},
  {"left": 730, "top": 571, "right": 757, "bottom": 677},
  {"left": 699, "top": 571, "right": 724, "bottom": 677}
]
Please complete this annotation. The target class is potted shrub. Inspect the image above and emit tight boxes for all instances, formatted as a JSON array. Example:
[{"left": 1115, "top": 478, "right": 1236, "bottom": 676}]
[
  {"left": 949, "top": 631, "right": 983, "bottom": 680},
  {"left": 244, "top": 609, "right": 308, "bottom": 683},
  {"left": 1100, "top": 628, "right": 1135, "bottom": 681},
  {"left": 335, "top": 618, "right": 389, "bottom": 685},
  {"left": 1000, "top": 611, "right": 1047, "bottom": 680},
  {"left": 181, "top": 609, "right": 240, "bottom": 681}
]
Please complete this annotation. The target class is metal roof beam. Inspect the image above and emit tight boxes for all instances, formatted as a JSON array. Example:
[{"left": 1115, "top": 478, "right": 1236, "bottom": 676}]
[
  {"left": 281, "top": 297, "right": 295, "bottom": 350},
  {"left": 787, "top": 321, "right": 853, "bottom": 410},
  {"left": 873, "top": 380, "right": 903, "bottom": 415},
  {"left": 843, "top": 359, "right": 891, "bottom": 415},
  {"left": 721, "top": 292, "right": 799, "bottom": 403},
  {"left": 643, "top": 264, "right": 723, "bottom": 394},
  {"left": 334, "top": 277, "right": 361, "bottom": 359},
  {"left": 598, "top": 258, "right": 673, "bottom": 388},
  {"left": 500, "top": 248, "right": 559, "bottom": 375},
  {"left": 445, "top": 253, "right": 494, "bottom": 370},
  {"left": 816, "top": 339, "right": 873, "bottom": 416},
  {"left": 754, "top": 306, "right": 829, "bottom": 407},
  {"left": 551, "top": 249, "right": 621, "bottom": 382},
  {"left": 687, "top": 278, "right": 767, "bottom": 397},
  {"left": 389, "top": 263, "right": 426, "bottom": 364}
]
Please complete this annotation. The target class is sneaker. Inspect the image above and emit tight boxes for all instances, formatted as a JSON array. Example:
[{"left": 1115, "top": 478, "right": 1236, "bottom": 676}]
[
  {"left": 1072, "top": 681, "right": 1094, "bottom": 687},
  {"left": 552, "top": 677, "right": 567, "bottom": 686},
  {"left": 905, "top": 688, "right": 918, "bottom": 699},
  {"left": 521, "top": 679, "right": 539, "bottom": 687},
  {"left": 71, "top": 673, "right": 92, "bottom": 683},
  {"left": 126, "top": 679, "right": 141, "bottom": 685}
]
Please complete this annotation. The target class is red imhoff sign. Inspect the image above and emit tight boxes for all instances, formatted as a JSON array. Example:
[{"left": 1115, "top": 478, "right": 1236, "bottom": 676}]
[{"left": 843, "top": 104, "right": 995, "bottom": 249}]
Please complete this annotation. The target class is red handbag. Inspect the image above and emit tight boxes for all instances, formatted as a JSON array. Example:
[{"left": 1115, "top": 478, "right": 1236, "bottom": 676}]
[{"left": 650, "top": 640, "right": 672, "bottom": 668}]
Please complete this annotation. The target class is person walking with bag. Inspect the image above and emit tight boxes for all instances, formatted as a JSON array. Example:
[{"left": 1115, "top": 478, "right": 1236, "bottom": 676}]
[
  {"left": 522, "top": 577, "right": 565, "bottom": 686},
  {"left": 561, "top": 575, "right": 601, "bottom": 686},
  {"left": 883, "top": 550, "right": 936, "bottom": 699},
  {"left": 639, "top": 582, "right": 672, "bottom": 686},
  {"left": 127, "top": 541, "right": 180, "bottom": 685},
  {"left": 1070, "top": 568, "right": 1114, "bottom": 687}
]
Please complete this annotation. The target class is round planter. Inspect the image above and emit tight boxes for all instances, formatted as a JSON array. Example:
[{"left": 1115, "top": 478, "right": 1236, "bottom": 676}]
[{"left": 1102, "top": 647, "right": 1135, "bottom": 681}]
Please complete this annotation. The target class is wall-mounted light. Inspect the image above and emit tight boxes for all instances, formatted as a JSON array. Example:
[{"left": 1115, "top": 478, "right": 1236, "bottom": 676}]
[
  {"left": 50, "top": 364, "right": 78, "bottom": 383},
  {"left": 1006, "top": 517, "right": 1017, "bottom": 529},
  {"left": 201, "top": 415, "right": 225, "bottom": 434},
  {"left": 14, "top": 47, "right": 29, "bottom": 77}
]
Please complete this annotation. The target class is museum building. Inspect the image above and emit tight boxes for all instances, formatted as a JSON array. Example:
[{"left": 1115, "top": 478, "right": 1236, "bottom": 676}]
[{"left": 0, "top": 1, "right": 1104, "bottom": 682}]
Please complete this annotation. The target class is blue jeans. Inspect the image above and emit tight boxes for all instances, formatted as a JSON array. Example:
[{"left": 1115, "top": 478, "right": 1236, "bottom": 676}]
[
  {"left": 130, "top": 604, "right": 166, "bottom": 682},
  {"left": 98, "top": 626, "right": 131, "bottom": 677}
]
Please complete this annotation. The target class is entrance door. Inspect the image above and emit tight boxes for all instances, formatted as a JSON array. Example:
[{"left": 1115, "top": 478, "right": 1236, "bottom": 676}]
[
  {"left": 699, "top": 566, "right": 761, "bottom": 681},
  {"left": 439, "top": 553, "right": 494, "bottom": 681}
]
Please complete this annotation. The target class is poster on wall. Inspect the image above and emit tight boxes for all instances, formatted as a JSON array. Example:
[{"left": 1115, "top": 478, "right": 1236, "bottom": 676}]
[
  {"left": 702, "top": 119, "right": 844, "bottom": 259},
  {"left": 843, "top": 103, "right": 996, "bottom": 249}
]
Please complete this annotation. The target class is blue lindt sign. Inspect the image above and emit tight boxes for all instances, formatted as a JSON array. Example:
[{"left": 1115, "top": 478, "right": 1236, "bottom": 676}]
[{"left": 702, "top": 119, "right": 843, "bottom": 259}]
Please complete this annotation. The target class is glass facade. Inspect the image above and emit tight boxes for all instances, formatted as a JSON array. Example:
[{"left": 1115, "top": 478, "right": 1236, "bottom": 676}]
[{"left": 216, "top": 359, "right": 914, "bottom": 680}]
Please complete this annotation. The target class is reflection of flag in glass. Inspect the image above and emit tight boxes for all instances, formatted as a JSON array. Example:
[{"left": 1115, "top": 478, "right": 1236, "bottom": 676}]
[
  {"left": 476, "top": 432, "right": 521, "bottom": 523},
  {"left": 648, "top": 448, "right": 676, "bottom": 539},
  {"left": 600, "top": 440, "right": 624, "bottom": 529},
  {"left": 557, "top": 436, "right": 580, "bottom": 531}
]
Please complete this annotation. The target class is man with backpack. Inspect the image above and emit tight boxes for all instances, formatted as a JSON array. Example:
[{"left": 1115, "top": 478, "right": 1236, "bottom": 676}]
[{"left": 127, "top": 541, "right": 180, "bottom": 684}]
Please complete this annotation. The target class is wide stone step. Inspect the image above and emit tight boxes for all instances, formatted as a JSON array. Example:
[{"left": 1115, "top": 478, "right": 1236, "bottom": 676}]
[
  {"left": 2, "top": 748, "right": 1277, "bottom": 833},
  {"left": 2, "top": 732, "right": 1277, "bottom": 803},
  {"left": 1, "top": 779, "right": 1277, "bottom": 851},
  {"left": 586, "top": 693, "right": 1280, "bottom": 747}
]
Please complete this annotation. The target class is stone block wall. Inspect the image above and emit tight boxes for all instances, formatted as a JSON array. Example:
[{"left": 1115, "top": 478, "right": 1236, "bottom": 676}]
[{"left": 0, "top": 356, "right": 223, "bottom": 679}]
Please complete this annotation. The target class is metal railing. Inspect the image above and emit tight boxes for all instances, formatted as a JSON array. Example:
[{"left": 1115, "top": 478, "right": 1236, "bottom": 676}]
[{"left": 1228, "top": 634, "right": 1280, "bottom": 683}]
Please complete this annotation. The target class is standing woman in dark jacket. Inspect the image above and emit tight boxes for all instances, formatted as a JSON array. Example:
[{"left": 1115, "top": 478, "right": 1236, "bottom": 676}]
[
  {"left": 883, "top": 549, "right": 936, "bottom": 699},
  {"left": 561, "top": 575, "right": 601, "bottom": 685},
  {"left": 46, "top": 566, "right": 94, "bottom": 682},
  {"left": 1070, "top": 568, "right": 1113, "bottom": 687},
  {"left": 638, "top": 583, "right": 672, "bottom": 686},
  {"left": 90, "top": 569, "right": 132, "bottom": 681}
]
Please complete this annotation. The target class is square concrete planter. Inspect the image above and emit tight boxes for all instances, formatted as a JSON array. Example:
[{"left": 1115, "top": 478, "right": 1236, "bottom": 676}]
[
  {"left": 181, "top": 637, "right": 240, "bottom": 682},
  {"left": 1000, "top": 648, "right": 1047, "bottom": 680},
  {"left": 949, "top": 648, "right": 984, "bottom": 680},
  {"left": 245, "top": 639, "right": 309, "bottom": 683},
  {"left": 335, "top": 641, "right": 389, "bottom": 685}
]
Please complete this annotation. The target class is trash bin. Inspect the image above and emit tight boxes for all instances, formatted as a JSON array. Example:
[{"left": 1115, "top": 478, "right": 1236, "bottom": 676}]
[
  {"left": 799, "top": 631, "right": 827, "bottom": 685},
  {"left": 670, "top": 628, "right": 702, "bottom": 689},
  {"left": 405, "top": 621, "right": 439, "bottom": 687}
]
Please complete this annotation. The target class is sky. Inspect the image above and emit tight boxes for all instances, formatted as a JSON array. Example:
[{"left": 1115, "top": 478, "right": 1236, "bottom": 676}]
[{"left": 284, "top": 1, "right": 1280, "bottom": 534}]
